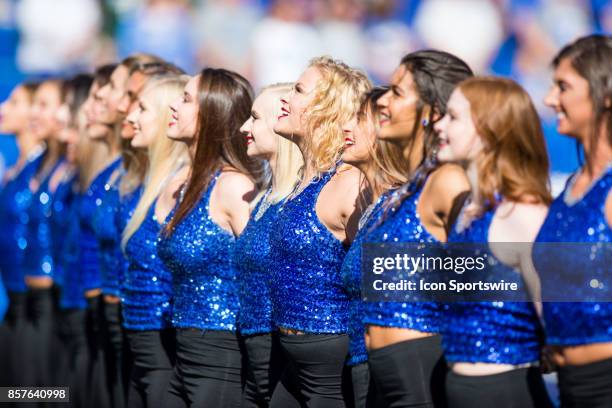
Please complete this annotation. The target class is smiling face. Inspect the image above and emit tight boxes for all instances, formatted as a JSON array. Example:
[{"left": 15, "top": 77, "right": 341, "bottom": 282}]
[
  {"left": 94, "top": 64, "right": 130, "bottom": 125},
  {"left": 273, "top": 66, "right": 322, "bottom": 140},
  {"left": 30, "top": 81, "right": 62, "bottom": 141},
  {"left": 377, "top": 65, "right": 421, "bottom": 141},
  {"left": 341, "top": 108, "right": 377, "bottom": 166},
  {"left": 435, "top": 89, "right": 482, "bottom": 163},
  {"left": 544, "top": 58, "right": 594, "bottom": 142},
  {"left": 127, "top": 89, "right": 160, "bottom": 148},
  {"left": 118, "top": 71, "right": 148, "bottom": 139},
  {"left": 0, "top": 85, "right": 32, "bottom": 135},
  {"left": 240, "top": 90, "right": 282, "bottom": 159},
  {"left": 167, "top": 75, "right": 199, "bottom": 142}
]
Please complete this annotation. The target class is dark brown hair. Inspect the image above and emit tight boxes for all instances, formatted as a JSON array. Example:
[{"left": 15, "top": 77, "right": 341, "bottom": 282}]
[
  {"left": 164, "top": 68, "right": 264, "bottom": 234},
  {"left": 553, "top": 34, "right": 612, "bottom": 171},
  {"left": 459, "top": 77, "right": 552, "bottom": 208}
]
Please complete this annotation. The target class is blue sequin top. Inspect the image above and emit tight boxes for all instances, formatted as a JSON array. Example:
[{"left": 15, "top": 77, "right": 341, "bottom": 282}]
[
  {"left": 23, "top": 159, "right": 63, "bottom": 278},
  {"left": 441, "top": 207, "right": 543, "bottom": 365},
  {"left": 59, "top": 193, "right": 87, "bottom": 310},
  {"left": 0, "top": 147, "right": 45, "bottom": 293},
  {"left": 362, "top": 183, "right": 440, "bottom": 333},
  {"left": 158, "top": 172, "right": 239, "bottom": 331},
  {"left": 49, "top": 171, "right": 77, "bottom": 287},
  {"left": 78, "top": 157, "right": 122, "bottom": 292},
  {"left": 92, "top": 170, "right": 124, "bottom": 296},
  {"left": 123, "top": 201, "right": 173, "bottom": 330},
  {"left": 535, "top": 166, "right": 612, "bottom": 346},
  {"left": 269, "top": 168, "right": 350, "bottom": 334},
  {"left": 234, "top": 192, "right": 282, "bottom": 335},
  {"left": 341, "top": 190, "right": 394, "bottom": 366}
]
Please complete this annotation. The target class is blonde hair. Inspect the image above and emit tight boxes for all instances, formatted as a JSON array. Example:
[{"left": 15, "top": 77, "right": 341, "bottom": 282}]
[
  {"left": 303, "top": 56, "right": 372, "bottom": 175},
  {"left": 121, "top": 75, "right": 190, "bottom": 249},
  {"left": 258, "top": 83, "right": 304, "bottom": 203}
]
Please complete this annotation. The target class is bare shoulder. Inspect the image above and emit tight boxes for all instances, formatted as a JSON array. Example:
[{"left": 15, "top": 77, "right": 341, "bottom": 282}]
[
  {"left": 497, "top": 201, "right": 549, "bottom": 242},
  {"left": 215, "top": 169, "right": 257, "bottom": 204},
  {"left": 329, "top": 164, "right": 364, "bottom": 195},
  {"left": 428, "top": 163, "right": 470, "bottom": 193}
]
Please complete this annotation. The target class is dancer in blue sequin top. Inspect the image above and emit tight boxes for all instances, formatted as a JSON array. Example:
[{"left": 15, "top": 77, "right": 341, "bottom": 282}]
[
  {"left": 435, "top": 77, "right": 553, "bottom": 407},
  {"left": 159, "top": 69, "right": 262, "bottom": 408},
  {"left": 534, "top": 34, "right": 612, "bottom": 407}
]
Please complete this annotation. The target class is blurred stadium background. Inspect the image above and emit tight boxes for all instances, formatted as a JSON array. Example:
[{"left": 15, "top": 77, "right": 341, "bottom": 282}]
[{"left": 0, "top": 0, "right": 611, "bottom": 188}]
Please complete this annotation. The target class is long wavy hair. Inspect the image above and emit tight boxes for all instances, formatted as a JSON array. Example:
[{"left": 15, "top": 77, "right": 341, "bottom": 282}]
[
  {"left": 302, "top": 56, "right": 372, "bottom": 176},
  {"left": 459, "top": 77, "right": 552, "bottom": 210},
  {"left": 121, "top": 75, "right": 189, "bottom": 249},
  {"left": 163, "top": 68, "right": 265, "bottom": 235},
  {"left": 552, "top": 34, "right": 612, "bottom": 172}
]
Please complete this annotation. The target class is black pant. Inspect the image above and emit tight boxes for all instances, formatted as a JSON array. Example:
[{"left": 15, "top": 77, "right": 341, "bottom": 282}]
[
  {"left": 126, "top": 329, "right": 175, "bottom": 408},
  {"left": 56, "top": 308, "right": 88, "bottom": 407},
  {"left": 25, "top": 287, "right": 55, "bottom": 387},
  {"left": 558, "top": 357, "right": 612, "bottom": 408},
  {"left": 271, "top": 333, "right": 351, "bottom": 408},
  {"left": 103, "top": 301, "right": 129, "bottom": 408},
  {"left": 164, "top": 329, "right": 244, "bottom": 408},
  {"left": 350, "top": 362, "right": 384, "bottom": 408},
  {"left": 242, "top": 332, "right": 301, "bottom": 408},
  {"left": 85, "top": 295, "right": 111, "bottom": 408},
  {"left": 446, "top": 366, "right": 552, "bottom": 408},
  {"left": 368, "top": 335, "right": 447, "bottom": 408},
  {"left": 0, "top": 291, "right": 28, "bottom": 386}
]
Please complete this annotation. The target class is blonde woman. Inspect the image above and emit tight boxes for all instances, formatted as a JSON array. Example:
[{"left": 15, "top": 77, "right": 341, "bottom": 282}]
[
  {"left": 121, "top": 75, "right": 189, "bottom": 408},
  {"left": 268, "top": 57, "right": 371, "bottom": 407},
  {"left": 236, "top": 83, "right": 303, "bottom": 408}
]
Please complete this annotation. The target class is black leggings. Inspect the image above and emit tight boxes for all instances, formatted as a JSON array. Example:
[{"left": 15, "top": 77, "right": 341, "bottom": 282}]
[
  {"left": 164, "top": 329, "right": 244, "bottom": 408},
  {"left": 368, "top": 335, "right": 447, "bottom": 408},
  {"left": 0, "top": 291, "right": 28, "bottom": 386},
  {"left": 446, "top": 366, "right": 552, "bottom": 408},
  {"left": 56, "top": 308, "right": 88, "bottom": 407},
  {"left": 25, "top": 287, "right": 55, "bottom": 386},
  {"left": 241, "top": 332, "right": 292, "bottom": 408},
  {"left": 85, "top": 295, "right": 111, "bottom": 408},
  {"left": 558, "top": 357, "right": 612, "bottom": 408},
  {"left": 126, "top": 329, "right": 175, "bottom": 408},
  {"left": 103, "top": 301, "right": 129, "bottom": 408},
  {"left": 350, "top": 362, "right": 383, "bottom": 408},
  {"left": 271, "top": 333, "right": 351, "bottom": 408}
]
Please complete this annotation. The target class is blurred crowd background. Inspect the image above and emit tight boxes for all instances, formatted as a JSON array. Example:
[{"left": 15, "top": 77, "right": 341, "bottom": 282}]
[{"left": 0, "top": 0, "right": 611, "bottom": 185}]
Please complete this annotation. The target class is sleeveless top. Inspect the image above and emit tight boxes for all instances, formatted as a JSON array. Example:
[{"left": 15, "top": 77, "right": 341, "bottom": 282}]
[
  {"left": 362, "top": 182, "right": 440, "bottom": 332},
  {"left": 23, "top": 159, "right": 64, "bottom": 278},
  {"left": 158, "top": 171, "right": 239, "bottom": 331},
  {"left": 123, "top": 200, "right": 173, "bottom": 330},
  {"left": 441, "top": 206, "right": 543, "bottom": 364},
  {"left": 59, "top": 193, "right": 87, "bottom": 310},
  {"left": 269, "top": 167, "right": 350, "bottom": 333},
  {"left": 78, "top": 157, "right": 122, "bottom": 292},
  {"left": 341, "top": 189, "right": 394, "bottom": 366},
  {"left": 0, "top": 146, "right": 45, "bottom": 292},
  {"left": 534, "top": 166, "right": 612, "bottom": 346},
  {"left": 234, "top": 190, "right": 283, "bottom": 335},
  {"left": 49, "top": 171, "right": 77, "bottom": 287}
]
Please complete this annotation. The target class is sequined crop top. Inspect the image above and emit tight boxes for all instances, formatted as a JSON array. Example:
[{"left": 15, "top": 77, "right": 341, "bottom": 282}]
[
  {"left": 123, "top": 201, "right": 173, "bottom": 330},
  {"left": 23, "top": 159, "right": 63, "bottom": 278},
  {"left": 441, "top": 207, "right": 543, "bottom": 365},
  {"left": 234, "top": 192, "right": 282, "bottom": 335},
  {"left": 362, "top": 183, "right": 440, "bottom": 333},
  {"left": 0, "top": 146, "right": 45, "bottom": 293},
  {"left": 59, "top": 193, "right": 87, "bottom": 310},
  {"left": 341, "top": 190, "right": 393, "bottom": 366},
  {"left": 49, "top": 172, "right": 77, "bottom": 287},
  {"left": 92, "top": 171, "right": 124, "bottom": 296},
  {"left": 79, "top": 158, "right": 122, "bottom": 292},
  {"left": 269, "top": 168, "right": 350, "bottom": 334},
  {"left": 535, "top": 166, "right": 612, "bottom": 346},
  {"left": 158, "top": 172, "right": 239, "bottom": 331}
]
